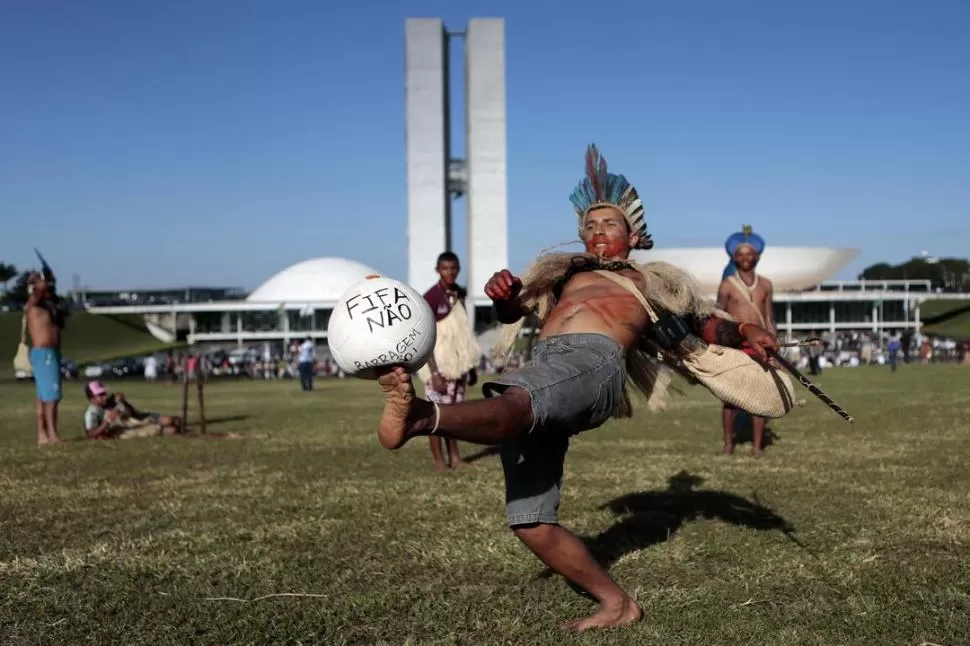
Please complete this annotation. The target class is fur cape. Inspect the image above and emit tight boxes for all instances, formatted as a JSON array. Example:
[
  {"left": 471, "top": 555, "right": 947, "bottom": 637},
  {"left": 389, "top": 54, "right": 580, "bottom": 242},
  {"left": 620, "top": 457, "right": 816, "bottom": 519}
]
[{"left": 491, "top": 253, "right": 795, "bottom": 419}]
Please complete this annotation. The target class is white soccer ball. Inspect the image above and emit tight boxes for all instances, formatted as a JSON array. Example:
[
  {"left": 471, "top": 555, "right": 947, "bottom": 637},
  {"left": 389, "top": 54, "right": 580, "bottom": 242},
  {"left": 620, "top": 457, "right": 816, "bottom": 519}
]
[{"left": 327, "top": 275, "right": 437, "bottom": 380}]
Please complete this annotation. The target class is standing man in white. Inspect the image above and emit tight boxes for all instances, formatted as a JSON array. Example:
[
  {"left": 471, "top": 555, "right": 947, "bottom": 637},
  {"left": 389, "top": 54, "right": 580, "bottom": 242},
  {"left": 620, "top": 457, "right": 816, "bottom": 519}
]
[
  {"left": 144, "top": 355, "right": 159, "bottom": 384},
  {"left": 298, "top": 336, "right": 316, "bottom": 392}
]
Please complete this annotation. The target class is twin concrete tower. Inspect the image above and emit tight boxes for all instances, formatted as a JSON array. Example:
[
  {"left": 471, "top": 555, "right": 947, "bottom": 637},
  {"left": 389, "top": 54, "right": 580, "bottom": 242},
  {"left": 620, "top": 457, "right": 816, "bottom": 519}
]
[{"left": 404, "top": 18, "right": 508, "bottom": 306}]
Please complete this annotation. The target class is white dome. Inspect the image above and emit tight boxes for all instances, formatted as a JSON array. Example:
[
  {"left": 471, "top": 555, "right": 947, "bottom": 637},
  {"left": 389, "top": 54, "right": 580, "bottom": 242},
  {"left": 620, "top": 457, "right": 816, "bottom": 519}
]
[
  {"left": 247, "top": 257, "right": 381, "bottom": 303},
  {"left": 630, "top": 247, "right": 860, "bottom": 293}
]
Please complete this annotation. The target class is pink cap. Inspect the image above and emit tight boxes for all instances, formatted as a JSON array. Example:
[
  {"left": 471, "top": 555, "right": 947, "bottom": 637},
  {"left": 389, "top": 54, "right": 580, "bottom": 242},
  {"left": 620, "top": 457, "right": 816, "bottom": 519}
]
[{"left": 87, "top": 380, "right": 107, "bottom": 396}]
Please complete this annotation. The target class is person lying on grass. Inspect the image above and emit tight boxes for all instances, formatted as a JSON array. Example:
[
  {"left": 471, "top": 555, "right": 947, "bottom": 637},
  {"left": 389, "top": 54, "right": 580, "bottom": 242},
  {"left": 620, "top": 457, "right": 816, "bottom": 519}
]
[
  {"left": 373, "top": 145, "right": 791, "bottom": 633},
  {"left": 82, "top": 379, "right": 182, "bottom": 439}
]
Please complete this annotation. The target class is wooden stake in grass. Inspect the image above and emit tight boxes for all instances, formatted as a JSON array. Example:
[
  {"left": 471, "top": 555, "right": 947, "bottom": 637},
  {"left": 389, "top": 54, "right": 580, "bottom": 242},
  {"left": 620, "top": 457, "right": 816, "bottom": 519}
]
[
  {"left": 179, "top": 356, "right": 207, "bottom": 434},
  {"left": 181, "top": 364, "right": 189, "bottom": 432},
  {"left": 196, "top": 371, "right": 206, "bottom": 435}
]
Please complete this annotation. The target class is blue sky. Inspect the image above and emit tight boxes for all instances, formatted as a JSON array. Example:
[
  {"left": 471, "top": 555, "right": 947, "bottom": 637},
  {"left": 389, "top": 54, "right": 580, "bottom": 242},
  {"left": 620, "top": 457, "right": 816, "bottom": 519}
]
[{"left": 2, "top": 0, "right": 967, "bottom": 291}]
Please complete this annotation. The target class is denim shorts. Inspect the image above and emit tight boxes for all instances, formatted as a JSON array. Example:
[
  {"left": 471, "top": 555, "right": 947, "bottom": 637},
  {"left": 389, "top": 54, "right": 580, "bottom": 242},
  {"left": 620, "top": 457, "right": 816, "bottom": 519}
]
[{"left": 482, "top": 333, "right": 626, "bottom": 527}]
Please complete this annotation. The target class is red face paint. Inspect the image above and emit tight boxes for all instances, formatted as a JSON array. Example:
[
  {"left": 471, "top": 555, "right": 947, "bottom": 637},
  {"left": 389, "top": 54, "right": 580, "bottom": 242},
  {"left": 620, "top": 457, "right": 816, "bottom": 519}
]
[{"left": 582, "top": 207, "right": 633, "bottom": 259}]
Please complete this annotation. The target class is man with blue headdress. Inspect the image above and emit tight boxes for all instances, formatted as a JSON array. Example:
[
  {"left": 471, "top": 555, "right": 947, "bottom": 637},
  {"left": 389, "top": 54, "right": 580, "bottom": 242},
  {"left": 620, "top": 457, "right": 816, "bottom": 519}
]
[{"left": 716, "top": 225, "right": 776, "bottom": 456}]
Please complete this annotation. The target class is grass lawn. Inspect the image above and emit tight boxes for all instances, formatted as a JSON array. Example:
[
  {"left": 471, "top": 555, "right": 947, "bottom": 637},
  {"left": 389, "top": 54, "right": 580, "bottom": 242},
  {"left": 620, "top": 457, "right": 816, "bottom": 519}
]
[
  {"left": 922, "top": 308, "right": 970, "bottom": 341},
  {"left": 1, "top": 366, "right": 968, "bottom": 644},
  {"left": 919, "top": 300, "right": 970, "bottom": 340},
  {"left": 0, "top": 312, "right": 181, "bottom": 378}
]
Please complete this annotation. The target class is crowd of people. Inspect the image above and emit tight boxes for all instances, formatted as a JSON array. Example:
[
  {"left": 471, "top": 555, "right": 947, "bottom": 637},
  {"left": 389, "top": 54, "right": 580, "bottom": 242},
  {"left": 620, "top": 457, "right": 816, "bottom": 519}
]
[{"left": 786, "top": 330, "right": 969, "bottom": 370}]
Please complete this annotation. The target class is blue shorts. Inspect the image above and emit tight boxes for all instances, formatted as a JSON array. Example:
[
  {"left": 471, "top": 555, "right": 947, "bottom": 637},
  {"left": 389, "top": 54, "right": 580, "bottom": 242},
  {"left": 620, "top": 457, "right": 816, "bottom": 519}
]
[
  {"left": 30, "top": 347, "right": 62, "bottom": 403},
  {"left": 482, "top": 333, "right": 626, "bottom": 527}
]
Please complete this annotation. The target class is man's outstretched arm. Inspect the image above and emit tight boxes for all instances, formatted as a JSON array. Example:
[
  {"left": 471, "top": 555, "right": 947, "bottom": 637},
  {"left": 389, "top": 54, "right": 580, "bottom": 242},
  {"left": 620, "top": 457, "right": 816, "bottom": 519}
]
[
  {"left": 694, "top": 314, "right": 778, "bottom": 360},
  {"left": 697, "top": 316, "right": 745, "bottom": 347}
]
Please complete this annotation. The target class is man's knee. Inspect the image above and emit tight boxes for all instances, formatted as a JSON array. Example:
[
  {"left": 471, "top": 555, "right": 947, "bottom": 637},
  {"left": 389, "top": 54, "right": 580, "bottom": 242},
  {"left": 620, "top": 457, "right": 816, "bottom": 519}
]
[
  {"left": 496, "top": 386, "right": 534, "bottom": 430},
  {"left": 512, "top": 522, "right": 559, "bottom": 548}
]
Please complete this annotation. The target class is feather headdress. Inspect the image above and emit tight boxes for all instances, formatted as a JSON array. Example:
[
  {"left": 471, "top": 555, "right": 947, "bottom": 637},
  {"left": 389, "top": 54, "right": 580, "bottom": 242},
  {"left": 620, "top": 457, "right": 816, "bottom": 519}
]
[{"left": 569, "top": 144, "right": 653, "bottom": 250}]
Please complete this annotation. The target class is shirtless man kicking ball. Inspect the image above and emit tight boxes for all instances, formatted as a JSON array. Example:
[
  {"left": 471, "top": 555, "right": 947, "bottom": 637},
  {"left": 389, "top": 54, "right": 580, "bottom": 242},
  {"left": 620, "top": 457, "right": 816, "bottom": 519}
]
[{"left": 376, "top": 146, "right": 780, "bottom": 632}]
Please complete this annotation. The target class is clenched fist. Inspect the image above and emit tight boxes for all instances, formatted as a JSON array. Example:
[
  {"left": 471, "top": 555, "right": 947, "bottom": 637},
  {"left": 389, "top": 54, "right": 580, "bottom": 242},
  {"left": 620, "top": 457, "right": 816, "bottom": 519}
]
[
  {"left": 741, "top": 324, "right": 780, "bottom": 361},
  {"left": 484, "top": 269, "right": 522, "bottom": 303}
]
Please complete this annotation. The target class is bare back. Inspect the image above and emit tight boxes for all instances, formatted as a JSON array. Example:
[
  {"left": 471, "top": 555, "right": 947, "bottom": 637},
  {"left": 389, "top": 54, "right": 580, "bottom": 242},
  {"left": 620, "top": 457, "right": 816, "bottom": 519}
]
[
  {"left": 717, "top": 274, "right": 774, "bottom": 331},
  {"left": 541, "top": 269, "right": 649, "bottom": 349},
  {"left": 26, "top": 303, "right": 60, "bottom": 349}
]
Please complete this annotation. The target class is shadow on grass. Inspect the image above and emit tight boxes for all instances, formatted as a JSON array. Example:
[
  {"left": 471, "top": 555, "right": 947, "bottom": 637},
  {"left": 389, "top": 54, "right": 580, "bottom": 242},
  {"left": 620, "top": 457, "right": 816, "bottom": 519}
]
[
  {"left": 538, "top": 471, "right": 798, "bottom": 588},
  {"left": 202, "top": 415, "right": 250, "bottom": 426},
  {"left": 462, "top": 445, "right": 501, "bottom": 464}
]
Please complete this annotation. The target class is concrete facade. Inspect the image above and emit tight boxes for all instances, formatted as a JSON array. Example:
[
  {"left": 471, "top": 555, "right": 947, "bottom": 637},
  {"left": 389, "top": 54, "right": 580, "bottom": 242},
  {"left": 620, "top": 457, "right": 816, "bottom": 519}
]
[
  {"left": 465, "top": 18, "right": 509, "bottom": 304},
  {"left": 404, "top": 17, "right": 508, "bottom": 305},
  {"left": 404, "top": 19, "right": 451, "bottom": 297}
]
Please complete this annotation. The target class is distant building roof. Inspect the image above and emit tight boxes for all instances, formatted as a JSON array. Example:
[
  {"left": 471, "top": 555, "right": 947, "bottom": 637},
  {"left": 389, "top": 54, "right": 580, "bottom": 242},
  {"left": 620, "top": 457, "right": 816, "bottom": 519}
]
[
  {"left": 73, "top": 286, "right": 246, "bottom": 306},
  {"left": 631, "top": 246, "right": 861, "bottom": 292},
  {"left": 246, "top": 257, "right": 380, "bottom": 304}
]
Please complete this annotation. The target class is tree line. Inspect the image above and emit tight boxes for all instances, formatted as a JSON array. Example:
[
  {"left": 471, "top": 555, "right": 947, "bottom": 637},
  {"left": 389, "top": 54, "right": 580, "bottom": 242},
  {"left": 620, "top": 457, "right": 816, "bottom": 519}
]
[{"left": 857, "top": 256, "right": 969, "bottom": 292}]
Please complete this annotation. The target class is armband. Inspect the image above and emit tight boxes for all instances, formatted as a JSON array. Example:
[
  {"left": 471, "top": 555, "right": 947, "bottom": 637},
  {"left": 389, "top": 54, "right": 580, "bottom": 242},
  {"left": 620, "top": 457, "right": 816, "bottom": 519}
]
[{"left": 652, "top": 314, "right": 692, "bottom": 351}]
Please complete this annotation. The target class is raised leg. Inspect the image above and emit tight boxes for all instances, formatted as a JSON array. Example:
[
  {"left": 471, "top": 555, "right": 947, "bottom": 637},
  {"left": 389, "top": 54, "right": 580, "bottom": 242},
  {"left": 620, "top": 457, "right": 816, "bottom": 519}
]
[
  {"left": 377, "top": 367, "right": 531, "bottom": 449},
  {"left": 514, "top": 523, "right": 641, "bottom": 632}
]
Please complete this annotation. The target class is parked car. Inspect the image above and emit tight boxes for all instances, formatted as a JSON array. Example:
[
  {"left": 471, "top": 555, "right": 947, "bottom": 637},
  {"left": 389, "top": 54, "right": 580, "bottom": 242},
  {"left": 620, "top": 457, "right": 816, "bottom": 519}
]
[
  {"left": 105, "top": 358, "right": 144, "bottom": 378},
  {"left": 61, "top": 359, "right": 78, "bottom": 380},
  {"left": 84, "top": 363, "right": 105, "bottom": 378}
]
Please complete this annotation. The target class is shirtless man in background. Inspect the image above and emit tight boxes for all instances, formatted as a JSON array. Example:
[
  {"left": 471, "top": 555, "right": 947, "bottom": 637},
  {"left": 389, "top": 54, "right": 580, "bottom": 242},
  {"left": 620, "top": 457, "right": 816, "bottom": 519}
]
[
  {"left": 717, "top": 225, "right": 775, "bottom": 456},
  {"left": 26, "top": 270, "right": 67, "bottom": 445},
  {"left": 372, "top": 146, "right": 780, "bottom": 632}
]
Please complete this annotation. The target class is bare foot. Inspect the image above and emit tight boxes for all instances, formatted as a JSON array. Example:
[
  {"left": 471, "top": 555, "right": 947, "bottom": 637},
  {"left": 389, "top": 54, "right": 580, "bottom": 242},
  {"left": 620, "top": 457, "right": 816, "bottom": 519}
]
[
  {"left": 753, "top": 448, "right": 765, "bottom": 457},
  {"left": 722, "top": 444, "right": 735, "bottom": 455},
  {"left": 449, "top": 458, "right": 469, "bottom": 468},
  {"left": 377, "top": 367, "right": 429, "bottom": 449},
  {"left": 433, "top": 461, "right": 449, "bottom": 472},
  {"left": 562, "top": 598, "right": 642, "bottom": 632}
]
